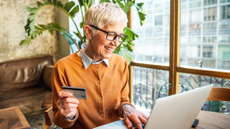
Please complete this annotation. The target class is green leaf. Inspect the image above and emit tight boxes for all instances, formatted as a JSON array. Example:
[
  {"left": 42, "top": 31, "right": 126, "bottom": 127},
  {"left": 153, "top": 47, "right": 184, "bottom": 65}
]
[
  {"left": 69, "top": 5, "right": 79, "bottom": 17},
  {"left": 117, "top": 1, "right": 125, "bottom": 8},
  {"left": 64, "top": 1, "right": 75, "bottom": 12},
  {"left": 127, "top": 41, "right": 135, "bottom": 46},
  {"left": 138, "top": 11, "right": 146, "bottom": 25},
  {"left": 27, "top": 7, "right": 38, "bottom": 14},
  {"left": 49, "top": 30, "right": 53, "bottom": 35},
  {"left": 87, "top": 0, "right": 93, "bottom": 8},
  {"left": 27, "top": 6, "right": 33, "bottom": 12},
  {"left": 78, "top": 41, "right": 82, "bottom": 49},
  {"left": 124, "top": 27, "right": 138, "bottom": 41},
  {"left": 53, "top": 0, "right": 57, "bottom": 5},
  {"left": 37, "top": 1, "right": 43, "bottom": 7},
  {"left": 114, "top": 44, "right": 121, "bottom": 53},
  {"left": 100, "top": 0, "right": 111, "bottom": 2},
  {"left": 73, "top": 32, "right": 80, "bottom": 39},
  {"left": 136, "top": 2, "right": 144, "bottom": 10},
  {"left": 20, "top": 36, "right": 31, "bottom": 45},
  {"left": 80, "top": 21, "right": 84, "bottom": 28},
  {"left": 121, "top": 1, "right": 133, "bottom": 13},
  {"left": 78, "top": 0, "right": 84, "bottom": 6},
  {"left": 57, "top": 1, "right": 63, "bottom": 7},
  {"left": 29, "top": 14, "right": 36, "bottom": 21},
  {"left": 125, "top": 44, "right": 133, "bottom": 52},
  {"left": 138, "top": 11, "right": 146, "bottom": 20},
  {"left": 60, "top": 27, "right": 76, "bottom": 45},
  {"left": 112, "top": 0, "right": 116, "bottom": 3},
  {"left": 117, "top": 48, "right": 132, "bottom": 65},
  {"left": 134, "top": 2, "right": 146, "bottom": 26},
  {"left": 29, "top": 20, "right": 35, "bottom": 37}
]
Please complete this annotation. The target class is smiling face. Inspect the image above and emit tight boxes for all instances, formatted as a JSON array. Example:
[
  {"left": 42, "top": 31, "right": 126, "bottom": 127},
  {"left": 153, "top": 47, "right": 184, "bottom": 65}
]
[{"left": 84, "top": 23, "right": 125, "bottom": 62}]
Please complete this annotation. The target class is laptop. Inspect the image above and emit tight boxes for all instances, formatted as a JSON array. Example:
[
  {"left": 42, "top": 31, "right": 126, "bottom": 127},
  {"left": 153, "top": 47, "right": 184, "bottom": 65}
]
[{"left": 93, "top": 84, "right": 213, "bottom": 129}]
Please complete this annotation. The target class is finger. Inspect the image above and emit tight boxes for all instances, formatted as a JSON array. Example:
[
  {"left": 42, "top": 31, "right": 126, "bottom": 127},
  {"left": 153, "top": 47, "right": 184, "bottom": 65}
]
[
  {"left": 59, "top": 106, "right": 76, "bottom": 117},
  {"left": 65, "top": 98, "right": 79, "bottom": 104},
  {"left": 141, "top": 113, "right": 149, "bottom": 120},
  {"left": 59, "top": 91, "right": 73, "bottom": 98},
  {"left": 63, "top": 103, "right": 79, "bottom": 109},
  {"left": 59, "top": 98, "right": 79, "bottom": 107},
  {"left": 131, "top": 116, "right": 142, "bottom": 129},
  {"left": 138, "top": 112, "right": 148, "bottom": 124},
  {"left": 138, "top": 115, "right": 147, "bottom": 125},
  {"left": 124, "top": 116, "right": 132, "bottom": 128}
]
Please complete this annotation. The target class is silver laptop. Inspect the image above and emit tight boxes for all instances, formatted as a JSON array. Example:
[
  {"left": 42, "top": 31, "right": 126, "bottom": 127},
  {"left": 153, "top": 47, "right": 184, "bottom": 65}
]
[
  {"left": 144, "top": 84, "right": 213, "bottom": 129},
  {"left": 94, "top": 85, "right": 213, "bottom": 129}
]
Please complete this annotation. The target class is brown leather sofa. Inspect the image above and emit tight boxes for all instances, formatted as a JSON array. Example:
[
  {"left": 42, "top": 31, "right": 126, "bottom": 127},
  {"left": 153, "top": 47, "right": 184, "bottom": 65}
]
[{"left": 0, "top": 55, "right": 53, "bottom": 115}]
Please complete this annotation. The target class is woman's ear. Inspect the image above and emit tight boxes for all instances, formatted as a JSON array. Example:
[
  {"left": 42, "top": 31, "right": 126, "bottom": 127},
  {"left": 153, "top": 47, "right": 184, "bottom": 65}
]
[{"left": 84, "top": 25, "right": 93, "bottom": 40}]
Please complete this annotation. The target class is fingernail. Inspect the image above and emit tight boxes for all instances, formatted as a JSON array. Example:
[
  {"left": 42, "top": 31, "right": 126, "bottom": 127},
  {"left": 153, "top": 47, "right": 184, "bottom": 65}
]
[{"left": 70, "top": 93, "right": 73, "bottom": 96}]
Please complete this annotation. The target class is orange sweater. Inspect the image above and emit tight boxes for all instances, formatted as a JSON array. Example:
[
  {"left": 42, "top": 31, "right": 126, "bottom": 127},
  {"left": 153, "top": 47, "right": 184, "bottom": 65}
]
[{"left": 52, "top": 52, "right": 132, "bottom": 129}]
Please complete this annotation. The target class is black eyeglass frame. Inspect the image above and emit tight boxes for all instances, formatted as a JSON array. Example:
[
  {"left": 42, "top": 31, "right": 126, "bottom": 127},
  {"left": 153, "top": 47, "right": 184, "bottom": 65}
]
[{"left": 89, "top": 25, "right": 127, "bottom": 42}]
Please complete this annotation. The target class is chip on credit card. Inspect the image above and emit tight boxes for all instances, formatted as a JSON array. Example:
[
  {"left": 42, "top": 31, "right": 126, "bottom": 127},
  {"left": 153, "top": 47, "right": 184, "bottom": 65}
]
[{"left": 62, "top": 86, "right": 87, "bottom": 100}]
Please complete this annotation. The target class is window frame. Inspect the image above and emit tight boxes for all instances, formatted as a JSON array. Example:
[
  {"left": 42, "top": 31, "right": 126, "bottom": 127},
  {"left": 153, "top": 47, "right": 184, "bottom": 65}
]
[{"left": 128, "top": 0, "right": 230, "bottom": 103}]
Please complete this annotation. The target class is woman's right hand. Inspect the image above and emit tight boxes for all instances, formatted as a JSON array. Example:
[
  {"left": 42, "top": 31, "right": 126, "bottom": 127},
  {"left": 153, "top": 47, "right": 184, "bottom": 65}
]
[{"left": 58, "top": 91, "right": 79, "bottom": 119}]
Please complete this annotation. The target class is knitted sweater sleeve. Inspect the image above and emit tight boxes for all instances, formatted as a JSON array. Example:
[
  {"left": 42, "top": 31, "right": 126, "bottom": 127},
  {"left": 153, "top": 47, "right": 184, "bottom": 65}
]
[
  {"left": 52, "top": 64, "right": 80, "bottom": 128},
  {"left": 118, "top": 60, "right": 135, "bottom": 117}
]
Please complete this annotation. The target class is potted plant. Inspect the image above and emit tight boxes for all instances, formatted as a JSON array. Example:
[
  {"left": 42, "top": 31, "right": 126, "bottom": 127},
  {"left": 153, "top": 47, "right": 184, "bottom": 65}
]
[{"left": 20, "top": 0, "right": 146, "bottom": 64}]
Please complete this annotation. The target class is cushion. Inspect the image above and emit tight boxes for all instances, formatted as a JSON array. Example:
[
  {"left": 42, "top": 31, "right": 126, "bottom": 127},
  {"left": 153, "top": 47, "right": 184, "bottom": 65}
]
[{"left": 0, "top": 55, "right": 53, "bottom": 93}]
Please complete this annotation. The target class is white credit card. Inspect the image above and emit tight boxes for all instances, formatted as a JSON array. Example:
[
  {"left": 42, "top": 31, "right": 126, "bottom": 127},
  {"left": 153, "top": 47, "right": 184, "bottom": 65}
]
[{"left": 62, "top": 86, "right": 87, "bottom": 100}]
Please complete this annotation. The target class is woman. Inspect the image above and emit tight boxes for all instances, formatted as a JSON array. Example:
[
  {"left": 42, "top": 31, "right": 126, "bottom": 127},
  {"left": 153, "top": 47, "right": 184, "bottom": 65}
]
[{"left": 52, "top": 3, "right": 148, "bottom": 129}]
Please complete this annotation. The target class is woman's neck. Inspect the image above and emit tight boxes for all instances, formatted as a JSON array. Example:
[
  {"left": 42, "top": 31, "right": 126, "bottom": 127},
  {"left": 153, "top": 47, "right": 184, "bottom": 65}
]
[{"left": 84, "top": 43, "right": 102, "bottom": 62}]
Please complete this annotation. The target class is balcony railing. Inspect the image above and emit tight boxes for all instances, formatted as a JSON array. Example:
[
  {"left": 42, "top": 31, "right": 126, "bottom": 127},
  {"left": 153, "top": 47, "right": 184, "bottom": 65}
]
[{"left": 132, "top": 66, "right": 230, "bottom": 114}]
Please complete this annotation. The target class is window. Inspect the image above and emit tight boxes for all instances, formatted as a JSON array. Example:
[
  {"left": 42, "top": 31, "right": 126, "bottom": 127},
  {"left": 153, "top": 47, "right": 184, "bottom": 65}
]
[{"left": 130, "top": 0, "right": 230, "bottom": 114}]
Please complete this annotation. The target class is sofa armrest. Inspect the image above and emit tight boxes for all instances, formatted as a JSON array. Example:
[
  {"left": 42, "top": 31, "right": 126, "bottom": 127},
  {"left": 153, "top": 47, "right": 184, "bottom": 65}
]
[{"left": 43, "top": 65, "right": 54, "bottom": 90}]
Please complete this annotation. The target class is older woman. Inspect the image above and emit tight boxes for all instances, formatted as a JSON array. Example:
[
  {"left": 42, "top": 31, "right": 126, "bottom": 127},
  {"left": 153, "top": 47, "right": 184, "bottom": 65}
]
[{"left": 52, "top": 3, "right": 148, "bottom": 129}]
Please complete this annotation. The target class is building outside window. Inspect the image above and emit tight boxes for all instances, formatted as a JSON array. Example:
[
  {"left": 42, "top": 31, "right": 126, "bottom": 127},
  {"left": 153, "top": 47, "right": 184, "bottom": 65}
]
[{"left": 131, "top": 0, "right": 230, "bottom": 113}]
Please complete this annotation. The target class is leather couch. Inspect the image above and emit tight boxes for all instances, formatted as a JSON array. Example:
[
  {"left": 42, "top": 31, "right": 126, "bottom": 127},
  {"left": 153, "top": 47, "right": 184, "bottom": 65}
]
[{"left": 0, "top": 55, "right": 53, "bottom": 115}]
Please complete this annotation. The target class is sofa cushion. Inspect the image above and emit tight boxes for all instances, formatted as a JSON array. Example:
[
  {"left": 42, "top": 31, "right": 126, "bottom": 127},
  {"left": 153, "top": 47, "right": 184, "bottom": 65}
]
[
  {"left": 43, "top": 65, "right": 54, "bottom": 90},
  {"left": 0, "top": 85, "right": 51, "bottom": 110},
  {"left": 0, "top": 55, "right": 53, "bottom": 93},
  {"left": 41, "top": 92, "right": 53, "bottom": 108}
]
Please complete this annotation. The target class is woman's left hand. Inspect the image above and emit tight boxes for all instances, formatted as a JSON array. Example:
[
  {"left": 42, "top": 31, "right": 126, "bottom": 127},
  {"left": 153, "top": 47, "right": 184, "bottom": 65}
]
[{"left": 123, "top": 105, "right": 149, "bottom": 129}]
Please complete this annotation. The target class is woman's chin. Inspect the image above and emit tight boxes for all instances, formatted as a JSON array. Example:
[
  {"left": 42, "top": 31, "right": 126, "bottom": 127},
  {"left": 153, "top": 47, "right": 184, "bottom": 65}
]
[{"left": 102, "top": 54, "right": 112, "bottom": 59}]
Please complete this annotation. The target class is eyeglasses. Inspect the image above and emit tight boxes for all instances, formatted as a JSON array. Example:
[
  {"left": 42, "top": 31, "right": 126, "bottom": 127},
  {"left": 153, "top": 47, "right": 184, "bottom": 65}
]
[{"left": 89, "top": 25, "right": 127, "bottom": 42}]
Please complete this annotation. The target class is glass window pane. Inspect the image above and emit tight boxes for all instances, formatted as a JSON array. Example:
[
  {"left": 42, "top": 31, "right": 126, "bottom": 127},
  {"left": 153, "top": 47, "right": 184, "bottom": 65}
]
[
  {"left": 203, "top": 36, "right": 217, "bottom": 43},
  {"left": 204, "top": 0, "right": 217, "bottom": 6},
  {"left": 203, "top": 22, "right": 217, "bottom": 35},
  {"left": 132, "top": 66, "right": 169, "bottom": 111},
  {"left": 204, "top": 7, "right": 217, "bottom": 21},
  {"left": 189, "top": 9, "right": 201, "bottom": 23},
  {"left": 218, "top": 45, "right": 230, "bottom": 59},
  {"left": 220, "top": 5, "right": 230, "bottom": 20},
  {"left": 155, "top": 15, "right": 163, "bottom": 26},
  {"left": 189, "top": 36, "right": 201, "bottom": 43},
  {"left": 189, "top": 1, "right": 201, "bottom": 8},
  {"left": 178, "top": 73, "right": 230, "bottom": 114},
  {"left": 132, "top": 0, "right": 170, "bottom": 65},
  {"left": 218, "top": 36, "right": 230, "bottom": 43},
  {"left": 189, "top": 23, "right": 201, "bottom": 35},
  {"left": 220, "top": 0, "right": 230, "bottom": 4},
  {"left": 203, "top": 45, "right": 216, "bottom": 58},
  {"left": 179, "top": 1, "right": 230, "bottom": 71},
  {"left": 219, "top": 21, "right": 230, "bottom": 35},
  {"left": 187, "top": 45, "right": 201, "bottom": 57}
]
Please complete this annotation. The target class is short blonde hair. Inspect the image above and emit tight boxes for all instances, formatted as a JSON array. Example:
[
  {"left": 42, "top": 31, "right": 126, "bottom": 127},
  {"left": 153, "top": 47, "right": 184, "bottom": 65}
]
[{"left": 84, "top": 3, "right": 128, "bottom": 35}]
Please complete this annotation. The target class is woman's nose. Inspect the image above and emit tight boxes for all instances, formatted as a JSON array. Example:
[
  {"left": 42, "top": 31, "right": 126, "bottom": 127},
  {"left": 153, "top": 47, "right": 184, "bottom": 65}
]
[{"left": 112, "top": 36, "right": 120, "bottom": 46}]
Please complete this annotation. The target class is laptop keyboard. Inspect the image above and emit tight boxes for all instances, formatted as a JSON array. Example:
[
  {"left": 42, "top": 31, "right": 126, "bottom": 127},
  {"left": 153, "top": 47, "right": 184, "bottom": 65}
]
[{"left": 133, "top": 124, "right": 145, "bottom": 129}]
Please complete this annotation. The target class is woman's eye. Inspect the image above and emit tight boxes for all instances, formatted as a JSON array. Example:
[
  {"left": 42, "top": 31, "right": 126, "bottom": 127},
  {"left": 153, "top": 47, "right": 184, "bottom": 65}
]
[{"left": 108, "top": 33, "right": 115, "bottom": 37}]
